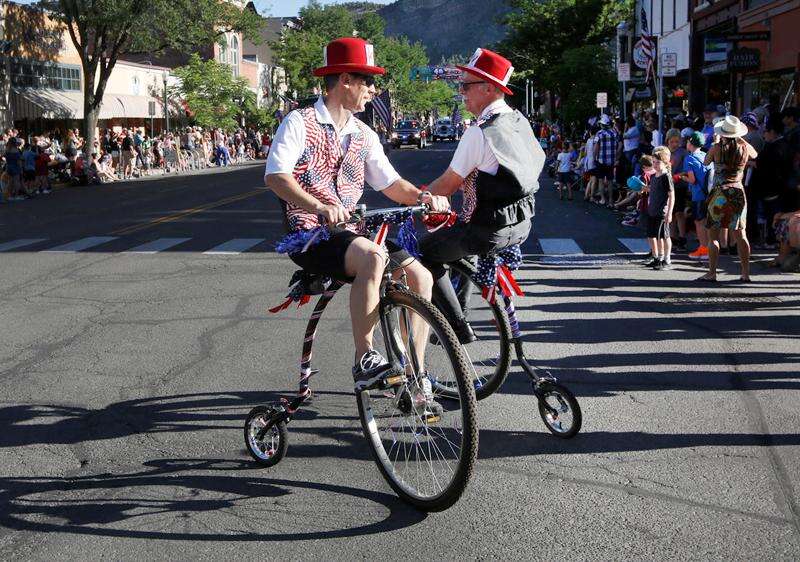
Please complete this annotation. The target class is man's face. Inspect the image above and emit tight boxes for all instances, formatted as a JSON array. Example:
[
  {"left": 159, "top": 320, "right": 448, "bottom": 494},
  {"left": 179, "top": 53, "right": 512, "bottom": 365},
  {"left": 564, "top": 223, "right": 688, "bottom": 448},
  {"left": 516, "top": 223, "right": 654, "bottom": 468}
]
[
  {"left": 703, "top": 110, "right": 714, "bottom": 123},
  {"left": 459, "top": 77, "right": 492, "bottom": 115},
  {"left": 342, "top": 73, "right": 376, "bottom": 113},
  {"left": 667, "top": 136, "right": 680, "bottom": 151}
]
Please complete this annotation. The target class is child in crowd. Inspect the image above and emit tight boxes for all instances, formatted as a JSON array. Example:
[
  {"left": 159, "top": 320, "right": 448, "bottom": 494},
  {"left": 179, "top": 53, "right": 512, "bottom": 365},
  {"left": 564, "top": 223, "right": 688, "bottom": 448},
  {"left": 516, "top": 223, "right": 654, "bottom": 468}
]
[
  {"left": 619, "top": 155, "right": 655, "bottom": 225},
  {"left": 556, "top": 143, "right": 574, "bottom": 201},
  {"left": 678, "top": 132, "right": 709, "bottom": 260},
  {"left": 35, "top": 146, "right": 52, "bottom": 194},
  {"left": 645, "top": 147, "right": 675, "bottom": 270}
]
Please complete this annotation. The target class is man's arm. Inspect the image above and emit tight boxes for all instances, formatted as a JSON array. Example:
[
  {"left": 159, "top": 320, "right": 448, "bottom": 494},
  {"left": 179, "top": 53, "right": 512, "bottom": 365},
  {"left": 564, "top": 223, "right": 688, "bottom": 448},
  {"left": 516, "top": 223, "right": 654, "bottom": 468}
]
[
  {"left": 427, "top": 168, "right": 465, "bottom": 197},
  {"left": 382, "top": 178, "right": 450, "bottom": 212}
]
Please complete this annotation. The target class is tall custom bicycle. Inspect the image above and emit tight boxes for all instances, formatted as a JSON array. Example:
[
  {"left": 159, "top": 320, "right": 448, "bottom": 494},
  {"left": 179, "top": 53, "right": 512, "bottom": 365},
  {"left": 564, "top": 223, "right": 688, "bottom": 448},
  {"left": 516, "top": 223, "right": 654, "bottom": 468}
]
[
  {"left": 244, "top": 204, "right": 479, "bottom": 512},
  {"left": 433, "top": 254, "right": 582, "bottom": 438}
]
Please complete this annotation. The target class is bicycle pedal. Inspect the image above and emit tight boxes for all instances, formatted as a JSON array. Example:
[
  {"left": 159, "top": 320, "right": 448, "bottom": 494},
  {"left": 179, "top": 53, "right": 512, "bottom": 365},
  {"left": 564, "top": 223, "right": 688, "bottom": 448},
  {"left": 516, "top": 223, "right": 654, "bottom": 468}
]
[
  {"left": 423, "top": 413, "right": 441, "bottom": 424},
  {"left": 383, "top": 374, "right": 406, "bottom": 388}
]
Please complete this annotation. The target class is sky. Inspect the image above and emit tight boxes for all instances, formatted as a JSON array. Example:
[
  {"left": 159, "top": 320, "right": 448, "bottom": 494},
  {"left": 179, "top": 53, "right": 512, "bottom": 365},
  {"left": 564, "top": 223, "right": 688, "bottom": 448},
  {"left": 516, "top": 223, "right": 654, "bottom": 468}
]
[{"left": 263, "top": 0, "right": 396, "bottom": 17}]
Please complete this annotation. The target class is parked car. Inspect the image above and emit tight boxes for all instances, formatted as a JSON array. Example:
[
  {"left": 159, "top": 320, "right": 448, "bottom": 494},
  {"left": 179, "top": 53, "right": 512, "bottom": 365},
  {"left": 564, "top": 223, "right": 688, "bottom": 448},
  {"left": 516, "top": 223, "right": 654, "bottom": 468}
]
[
  {"left": 432, "top": 118, "right": 456, "bottom": 142},
  {"left": 390, "top": 120, "right": 428, "bottom": 149}
]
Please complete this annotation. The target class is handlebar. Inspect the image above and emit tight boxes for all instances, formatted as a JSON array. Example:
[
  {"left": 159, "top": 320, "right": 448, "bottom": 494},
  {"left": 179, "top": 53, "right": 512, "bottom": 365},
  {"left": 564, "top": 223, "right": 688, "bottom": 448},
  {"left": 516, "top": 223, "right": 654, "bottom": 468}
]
[{"left": 319, "top": 203, "right": 455, "bottom": 230}]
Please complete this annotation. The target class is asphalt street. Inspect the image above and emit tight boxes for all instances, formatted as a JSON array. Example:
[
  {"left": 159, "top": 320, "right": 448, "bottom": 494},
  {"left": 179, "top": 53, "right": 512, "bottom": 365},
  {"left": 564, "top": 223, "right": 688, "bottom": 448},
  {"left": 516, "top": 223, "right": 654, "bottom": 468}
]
[{"left": 1, "top": 143, "right": 799, "bottom": 559}]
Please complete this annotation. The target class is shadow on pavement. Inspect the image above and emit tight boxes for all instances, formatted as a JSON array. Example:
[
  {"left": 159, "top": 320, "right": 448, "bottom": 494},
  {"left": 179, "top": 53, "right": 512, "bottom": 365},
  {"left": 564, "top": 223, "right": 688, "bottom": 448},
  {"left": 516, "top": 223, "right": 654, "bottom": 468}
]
[{"left": 0, "top": 458, "right": 426, "bottom": 541}]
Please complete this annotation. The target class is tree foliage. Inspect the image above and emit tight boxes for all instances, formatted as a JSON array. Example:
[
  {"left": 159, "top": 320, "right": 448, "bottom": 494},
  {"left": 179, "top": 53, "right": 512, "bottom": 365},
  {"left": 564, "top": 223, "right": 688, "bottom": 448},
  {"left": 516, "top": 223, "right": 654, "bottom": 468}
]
[
  {"left": 39, "top": 0, "right": 262, "bottom": 146},
  {"left": 270, "top": 1, "right": 457, "bottom": 116},
  {"left": 498, "top": 0, "right": 633, "bottom": 120}
]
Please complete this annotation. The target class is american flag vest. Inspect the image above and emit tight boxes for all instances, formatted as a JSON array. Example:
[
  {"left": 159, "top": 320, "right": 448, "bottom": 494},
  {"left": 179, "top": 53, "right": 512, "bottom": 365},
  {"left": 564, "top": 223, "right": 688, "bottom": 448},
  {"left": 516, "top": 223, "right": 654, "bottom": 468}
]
[{"left": 286, "top": 106, "right": 371, "bottom": 233}]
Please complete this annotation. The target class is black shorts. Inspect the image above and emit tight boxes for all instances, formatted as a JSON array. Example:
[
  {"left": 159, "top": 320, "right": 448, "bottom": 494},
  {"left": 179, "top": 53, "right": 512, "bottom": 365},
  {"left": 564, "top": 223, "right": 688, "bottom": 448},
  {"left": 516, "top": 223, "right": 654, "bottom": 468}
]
[
  {"left": 594, "top": 164, "right": 613, "bottom": 180},
  {"left": 288, "top": 230, "right": 412, "bottom": 282},
  {"left": 673, "top": 183, "right": 688, "bottom": 212},
  {"left": 646, "top": 215, "right": 668, "bottom": 239},
  {"left": 23, "top": 170, "right": 36, "bottom": 181}
]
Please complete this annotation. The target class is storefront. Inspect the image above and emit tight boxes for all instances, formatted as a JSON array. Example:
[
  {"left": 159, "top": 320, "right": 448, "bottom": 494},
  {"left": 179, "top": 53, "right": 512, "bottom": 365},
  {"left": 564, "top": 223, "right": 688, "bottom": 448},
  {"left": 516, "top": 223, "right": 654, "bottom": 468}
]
[{"left": 690, "top": 0, "right": 740, "bottom": 112}]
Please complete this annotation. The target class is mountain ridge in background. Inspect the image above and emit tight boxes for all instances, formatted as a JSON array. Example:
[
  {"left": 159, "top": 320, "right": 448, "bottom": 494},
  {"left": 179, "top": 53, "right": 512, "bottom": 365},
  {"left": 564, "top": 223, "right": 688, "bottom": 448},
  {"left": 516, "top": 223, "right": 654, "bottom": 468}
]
[{"left": 342, "top": 0, "right": 512, "bottom": 63}]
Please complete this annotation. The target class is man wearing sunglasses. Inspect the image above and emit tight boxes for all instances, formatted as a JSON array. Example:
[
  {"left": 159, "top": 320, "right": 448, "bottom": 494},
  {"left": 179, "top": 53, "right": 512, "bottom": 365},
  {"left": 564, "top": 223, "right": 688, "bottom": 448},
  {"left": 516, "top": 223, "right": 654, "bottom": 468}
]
[
  {"left": 265, "top": 37, "right": 449, "bottom": 395},
  {"left": 419, "top": 48, "right": 545, "bottom": 343}
]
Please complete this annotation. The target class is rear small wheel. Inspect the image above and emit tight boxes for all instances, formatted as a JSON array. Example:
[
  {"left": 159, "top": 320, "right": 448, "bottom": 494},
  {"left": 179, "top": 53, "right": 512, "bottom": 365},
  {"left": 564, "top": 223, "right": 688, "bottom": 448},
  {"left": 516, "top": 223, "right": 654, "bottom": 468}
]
[
  {"left": 244, "top": 406, "right": 288, "bottom": 466},
  {"left": 537, "top": 383, "right": 582, "bottom": 439}
]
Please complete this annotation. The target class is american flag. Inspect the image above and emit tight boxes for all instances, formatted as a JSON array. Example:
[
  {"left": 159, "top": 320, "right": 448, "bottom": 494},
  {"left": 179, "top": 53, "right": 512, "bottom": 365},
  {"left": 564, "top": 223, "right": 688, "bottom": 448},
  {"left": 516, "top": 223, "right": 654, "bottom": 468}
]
[
  {"left": 451, "top": 104, "right": 462, "bottom": 125},
  {"left": 640, "top": 6, "right": 656, "bottom": 83},
  {"left": 372, "top": 89, "right": 392, "bottom": 131}
]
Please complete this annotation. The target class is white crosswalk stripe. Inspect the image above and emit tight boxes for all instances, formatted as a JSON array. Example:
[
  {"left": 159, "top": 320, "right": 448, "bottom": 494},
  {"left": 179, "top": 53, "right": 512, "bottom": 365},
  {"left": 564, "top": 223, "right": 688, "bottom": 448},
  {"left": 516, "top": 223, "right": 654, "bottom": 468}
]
[
  {"left": 203, "top": 238, "right": 265, "bottom": 255},
  {"left": 125, "top": 238, "right": 191, "bottom": 254},
  {"left": 0, "top": 239, "right": 47, "bottom": 252},
  {"left": 43, "top": 237, "right": 117, "bottom": 252},
  {"left": 618, "top": 238, "right": 651, "bottom": 253},
  {"left": 538, "top": 238, "right": 583, "bottom": 255}
]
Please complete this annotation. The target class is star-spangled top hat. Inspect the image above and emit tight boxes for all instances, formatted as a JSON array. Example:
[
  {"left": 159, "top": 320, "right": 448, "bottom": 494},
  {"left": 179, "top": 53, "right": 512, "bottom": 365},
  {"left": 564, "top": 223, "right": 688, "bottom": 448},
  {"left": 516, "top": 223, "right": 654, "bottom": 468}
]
[
  {"left": 456, "top": 48, "right": 514, "bottom": 95},
  {"left": 313, "top": 37, "right": 386, "bottom": 77}
]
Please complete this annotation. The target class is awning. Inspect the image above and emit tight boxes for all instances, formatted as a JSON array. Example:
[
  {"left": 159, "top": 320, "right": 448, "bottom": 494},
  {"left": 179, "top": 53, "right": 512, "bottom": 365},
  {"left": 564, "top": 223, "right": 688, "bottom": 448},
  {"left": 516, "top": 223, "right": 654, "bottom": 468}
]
[
  {"left": 11, "top": 88, "right": 83, "bottom": 120},
  {"left": 12, "top": 88, "right": 162, "bottom": 121}
]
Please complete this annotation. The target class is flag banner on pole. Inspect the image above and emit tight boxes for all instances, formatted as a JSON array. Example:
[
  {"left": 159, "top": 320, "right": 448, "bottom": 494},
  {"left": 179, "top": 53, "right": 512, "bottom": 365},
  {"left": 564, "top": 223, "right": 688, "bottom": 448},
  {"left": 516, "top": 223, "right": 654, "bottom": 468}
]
[
  {"left": 451, "top": 104, "right": 462, "bottom": 125},
  {"left": 639, "top": 6, "right": 656, "bottom": 84},
  {"left": 372, "top": 89, "right": 392, "bottom": 131}
]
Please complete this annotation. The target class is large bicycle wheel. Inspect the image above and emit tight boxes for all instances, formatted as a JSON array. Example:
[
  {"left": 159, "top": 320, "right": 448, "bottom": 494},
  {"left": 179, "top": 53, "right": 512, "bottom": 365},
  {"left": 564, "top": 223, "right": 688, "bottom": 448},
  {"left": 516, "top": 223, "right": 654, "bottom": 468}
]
[
  {"left": 358, "top": 287, "right": 478, "bottom": 511},
  {"left": 432, "top": 262, "right": 512, "bottom": 401}
]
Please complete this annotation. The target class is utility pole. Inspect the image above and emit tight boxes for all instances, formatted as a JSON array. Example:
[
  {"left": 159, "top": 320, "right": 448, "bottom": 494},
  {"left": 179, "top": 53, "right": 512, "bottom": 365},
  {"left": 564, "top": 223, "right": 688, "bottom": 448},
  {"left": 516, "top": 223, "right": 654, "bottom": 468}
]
[
  {"left": 0, "top": 0, "right": 12, "bottom": 131},
  {"left": 525, "top": 78, "right": 530, "bottom": 117}
]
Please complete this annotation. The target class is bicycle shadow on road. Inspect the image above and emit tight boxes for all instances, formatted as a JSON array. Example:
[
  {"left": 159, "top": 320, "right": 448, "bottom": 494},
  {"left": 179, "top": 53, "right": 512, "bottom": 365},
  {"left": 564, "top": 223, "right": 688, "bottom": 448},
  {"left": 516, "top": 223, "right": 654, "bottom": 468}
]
[{"left": 0, "top": 458, "right": 427, "bottom": 541}]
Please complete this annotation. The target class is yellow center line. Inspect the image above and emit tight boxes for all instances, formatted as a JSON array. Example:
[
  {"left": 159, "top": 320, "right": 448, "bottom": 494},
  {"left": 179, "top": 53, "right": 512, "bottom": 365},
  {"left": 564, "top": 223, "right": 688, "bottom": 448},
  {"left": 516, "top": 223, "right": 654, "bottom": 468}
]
[{"left": 110, "top": 189, "right": 265, "bottom": 236}]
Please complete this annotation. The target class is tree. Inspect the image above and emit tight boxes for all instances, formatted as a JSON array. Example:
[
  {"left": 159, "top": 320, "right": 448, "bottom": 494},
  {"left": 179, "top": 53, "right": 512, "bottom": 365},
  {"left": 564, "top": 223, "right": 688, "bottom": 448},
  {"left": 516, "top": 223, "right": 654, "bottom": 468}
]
[
  {"left": 498, "top": 0, "right": 633, "bottom": 119},
  {"left": 173, "top": 54, "right": 250, "bottom": 131},
  {"left": 38, "top": 0, "right": 261, "bottom": 149}
]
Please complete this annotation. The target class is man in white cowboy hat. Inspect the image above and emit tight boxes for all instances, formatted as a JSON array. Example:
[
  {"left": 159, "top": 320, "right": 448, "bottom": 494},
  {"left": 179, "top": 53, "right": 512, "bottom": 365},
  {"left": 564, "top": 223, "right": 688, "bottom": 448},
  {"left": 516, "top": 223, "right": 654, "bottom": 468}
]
[
  {"left": 418, "top": 47, "right": 545, "bottom": 342},
  {"left": 264, "top": 37, "right": 450, "bottom": 394}
]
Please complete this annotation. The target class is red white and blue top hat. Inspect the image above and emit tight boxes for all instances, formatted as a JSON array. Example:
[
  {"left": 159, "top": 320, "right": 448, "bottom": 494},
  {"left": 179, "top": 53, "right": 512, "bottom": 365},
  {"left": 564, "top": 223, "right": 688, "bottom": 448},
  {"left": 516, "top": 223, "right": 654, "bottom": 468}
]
[
  {"left": 456, "top": 48, "right": 514, "bottom": 95},
  {"left": 313, "top": 37, "right": 386, "bottom": 77}
]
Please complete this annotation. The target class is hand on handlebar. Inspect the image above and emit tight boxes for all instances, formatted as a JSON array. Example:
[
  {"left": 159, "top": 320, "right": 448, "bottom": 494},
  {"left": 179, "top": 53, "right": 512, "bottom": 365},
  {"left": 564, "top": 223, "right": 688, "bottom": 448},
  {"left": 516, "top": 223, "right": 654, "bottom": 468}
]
[
  {"left": 426, "top": 194, "right": 450, "bottom": 213},
  {"left": 317, "top": 203, "right": 350, "bottom": 226}
]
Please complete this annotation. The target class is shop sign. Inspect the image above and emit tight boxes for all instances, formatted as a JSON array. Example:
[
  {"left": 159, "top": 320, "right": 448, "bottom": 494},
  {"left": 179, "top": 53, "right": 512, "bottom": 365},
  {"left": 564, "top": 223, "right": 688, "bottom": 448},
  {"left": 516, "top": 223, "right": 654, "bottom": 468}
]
[
  {"left": 729, "top": 48, "right": 760, "bottom": 71},
  {"left": 724, "top": 31, "right": 770, "bottom": 42},
  {"left": 596, "top": 92, "right": 608, "bottom": 108},
  {"left": 633, "top": 39, "right": 651, "bottom": 70},
  {"left": 704, "top": 38, "right": 730, "bottom": 62},
  {"left": 702, "top": 61, "right": 728, "bottom": 75},
  {"left": 632, "top": 86, "right": 653, "bottom": 100}
]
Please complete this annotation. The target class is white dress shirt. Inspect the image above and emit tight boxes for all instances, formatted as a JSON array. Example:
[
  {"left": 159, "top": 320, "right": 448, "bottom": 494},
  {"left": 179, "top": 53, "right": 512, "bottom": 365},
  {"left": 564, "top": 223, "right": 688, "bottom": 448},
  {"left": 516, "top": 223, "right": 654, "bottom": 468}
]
[
  {"left": 448, "top": 99, "right": 514, "bottom": 179},
  {"left": 264, "top": 97, "right": 400, "bottom": 191}
]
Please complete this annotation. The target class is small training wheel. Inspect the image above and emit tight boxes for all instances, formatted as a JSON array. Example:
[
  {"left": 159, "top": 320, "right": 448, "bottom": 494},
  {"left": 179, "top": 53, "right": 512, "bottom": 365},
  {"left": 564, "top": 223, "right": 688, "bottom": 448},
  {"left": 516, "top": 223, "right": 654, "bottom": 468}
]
[{"left": 244, "top": 405, "right": 289, "bottom": 467}]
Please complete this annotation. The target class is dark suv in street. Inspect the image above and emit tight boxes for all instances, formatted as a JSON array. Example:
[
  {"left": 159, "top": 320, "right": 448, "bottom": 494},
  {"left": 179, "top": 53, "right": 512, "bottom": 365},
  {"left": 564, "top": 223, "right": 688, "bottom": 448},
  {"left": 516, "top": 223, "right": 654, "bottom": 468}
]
[{"left": 390, "top": 120, "right": 428, "bottom": 149}]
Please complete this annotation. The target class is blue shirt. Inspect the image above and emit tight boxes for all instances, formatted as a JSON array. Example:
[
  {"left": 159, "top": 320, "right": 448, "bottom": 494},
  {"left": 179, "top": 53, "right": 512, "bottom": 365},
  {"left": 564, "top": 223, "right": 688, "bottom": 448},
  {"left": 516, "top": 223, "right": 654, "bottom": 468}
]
[
  {"left": 596, "top": 128, "right": 617, "bottom": 166},
  {"left": 5, "top": 150, "right": 21, "bottom": 175},
  {"left": 682, "top": 149, "right": 707, "bottom": 201},
  {"left": 701, "top": 124, "right": 714, "bottom": 151},
  {"left": 22, "top": 149, "right": 37, "bottom": 171}
]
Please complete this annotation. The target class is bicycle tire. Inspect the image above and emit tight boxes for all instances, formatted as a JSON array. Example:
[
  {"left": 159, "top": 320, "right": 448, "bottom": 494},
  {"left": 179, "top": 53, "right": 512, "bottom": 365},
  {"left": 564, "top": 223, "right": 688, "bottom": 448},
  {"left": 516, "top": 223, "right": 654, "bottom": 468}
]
[
  {"left": 537, "top": 382, "right": 582, "bottom": 439},
  {"left": 244, "top": 405, "right": 289, "bottom": 467},
  {"left": 357, "top": 287, "right": 478, "bottom": 511},
  {"left": 441, "top": 261, "right": 513, "bottom": 401}
]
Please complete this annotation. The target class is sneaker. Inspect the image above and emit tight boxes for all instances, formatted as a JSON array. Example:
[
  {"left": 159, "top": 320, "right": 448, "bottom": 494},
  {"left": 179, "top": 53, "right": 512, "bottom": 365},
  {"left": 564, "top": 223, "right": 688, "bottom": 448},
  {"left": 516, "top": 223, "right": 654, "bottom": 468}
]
[
  {"left": 688, "top": 246, "right": 709, "bottom": 260},
  {"left": 621, "top": 218, "right": 638, "bottom": 227},
  {"left": 652, "top": 258, "right": 666, "bottom": 270},
  {"left": 643, "top": 257, "right": 660, "bottom": 268},
  {"left": 416, "top": 373, "right": 444, "bottom": 421},
  {"left": 352, "top": 350, "right": 400, "bottom": 392},
  {"left": 674, "top": 237, "right": 687, "bottom": 252}
]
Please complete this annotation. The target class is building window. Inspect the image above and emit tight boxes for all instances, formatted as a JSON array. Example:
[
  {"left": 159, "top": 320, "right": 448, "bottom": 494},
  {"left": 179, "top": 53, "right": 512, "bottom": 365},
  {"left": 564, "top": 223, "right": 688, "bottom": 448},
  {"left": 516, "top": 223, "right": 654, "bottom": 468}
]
[
  {"left": 132, "top": 75, "right": 141, "bottom": 96},
  {"left": 10, "top": 59, "right": 80, "bottom": 91},
  {"left": 745, "top": 0, "right": 774, "bottom": 10},
  {"left": 219, "top": 38, "right": 228, "bottom": 64},
  {"left": 231, "top": 35, "right": 239, "bottom": 77}
]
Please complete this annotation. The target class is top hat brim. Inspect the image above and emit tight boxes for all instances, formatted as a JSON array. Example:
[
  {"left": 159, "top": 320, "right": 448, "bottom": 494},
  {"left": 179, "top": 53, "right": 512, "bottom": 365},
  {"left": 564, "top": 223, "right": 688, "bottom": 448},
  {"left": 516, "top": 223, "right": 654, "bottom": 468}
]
[
  {"left": 714, "top": 121, "right": 748, "bottom": 138},
  {"left": 456, "top": 65, "right": 513, "bottom": 95},
  {"left": 313, "top": 63, "right": 386, "bottom": 77}
]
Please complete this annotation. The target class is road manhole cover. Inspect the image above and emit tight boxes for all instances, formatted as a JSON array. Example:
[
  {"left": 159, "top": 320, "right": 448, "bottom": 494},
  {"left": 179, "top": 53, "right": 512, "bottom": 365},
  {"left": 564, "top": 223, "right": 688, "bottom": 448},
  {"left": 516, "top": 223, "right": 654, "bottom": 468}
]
[{"left": 660, "top": 292, "right": 782, "bottom": 310}]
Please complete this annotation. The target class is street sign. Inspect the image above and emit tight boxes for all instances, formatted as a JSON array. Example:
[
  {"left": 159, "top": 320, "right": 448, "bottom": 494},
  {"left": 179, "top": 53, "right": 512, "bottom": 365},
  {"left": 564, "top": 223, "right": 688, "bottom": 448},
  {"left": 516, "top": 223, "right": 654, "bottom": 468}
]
[
  {"left": 617, "top": 63, "right": 631, "bottom": 82},
  {"left": 596, "top": 92, "right": 608, "bottom": 108},
  {"left": 724, "top": 31, "right": 771, "bottom": 42},
  {"left": 148, "top": 101, "right": 156, "bottom": 117},
  {"left": 660, "top": 52, "right": 677, "bottom": 77}
]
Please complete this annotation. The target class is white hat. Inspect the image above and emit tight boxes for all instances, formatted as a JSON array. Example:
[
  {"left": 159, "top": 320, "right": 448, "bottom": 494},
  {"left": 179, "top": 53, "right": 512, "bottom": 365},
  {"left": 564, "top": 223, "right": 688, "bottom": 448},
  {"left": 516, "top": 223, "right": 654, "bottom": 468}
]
[
  {"left": 680, "top": 127, "right": 694, "bottom": 138},
  {"left": 599, "top": 114, "right": 611, "bottom": 126},
  {"left": 713, "top": 115, "right": 748, "bottom": 138}
]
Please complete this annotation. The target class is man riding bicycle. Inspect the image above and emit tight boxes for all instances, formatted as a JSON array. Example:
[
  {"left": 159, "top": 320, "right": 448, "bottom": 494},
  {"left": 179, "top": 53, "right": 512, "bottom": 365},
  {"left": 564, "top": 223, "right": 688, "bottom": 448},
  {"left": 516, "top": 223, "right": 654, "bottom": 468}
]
[
  {"left": 264, "top": 37, "right": 449, "bottom": 393},
  {"left": 419, "top": 48, "right": 545, "bottom": 342}
]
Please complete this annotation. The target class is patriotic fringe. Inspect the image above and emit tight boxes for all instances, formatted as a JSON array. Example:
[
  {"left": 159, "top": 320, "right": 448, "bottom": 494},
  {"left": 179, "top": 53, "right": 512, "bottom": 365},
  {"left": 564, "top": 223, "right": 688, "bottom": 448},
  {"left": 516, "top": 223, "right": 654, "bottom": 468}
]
[
  {"left": 474, "top": 245, "right": 524, "bottom": 304},
  {"left": 275, "top": 226, "right": 330, "bottom": 255},
  {"left": 396, "top": 217, "right": 420, "bottom": 258}
]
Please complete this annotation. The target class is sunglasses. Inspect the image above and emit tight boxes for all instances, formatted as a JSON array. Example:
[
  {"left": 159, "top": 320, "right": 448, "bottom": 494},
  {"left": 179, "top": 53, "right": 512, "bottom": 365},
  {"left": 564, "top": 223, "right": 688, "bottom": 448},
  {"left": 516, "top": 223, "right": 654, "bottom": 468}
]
[
  {"left": 350, "top": 73, "right": 376, "bottom": 87},
  {"left": 459, "top": 81, "right": 484, "bottom": 91}
]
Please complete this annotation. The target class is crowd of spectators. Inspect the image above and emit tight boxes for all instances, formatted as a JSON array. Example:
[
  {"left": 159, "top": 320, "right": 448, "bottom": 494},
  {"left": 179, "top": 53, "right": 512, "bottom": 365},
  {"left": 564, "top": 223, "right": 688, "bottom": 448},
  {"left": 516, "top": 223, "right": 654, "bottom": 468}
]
[
  {"left": 0, "top": 125, "right": 273, "bottom": 204},
  {"left": 536, "top": 102, "right": 800, "bottom": 277}
]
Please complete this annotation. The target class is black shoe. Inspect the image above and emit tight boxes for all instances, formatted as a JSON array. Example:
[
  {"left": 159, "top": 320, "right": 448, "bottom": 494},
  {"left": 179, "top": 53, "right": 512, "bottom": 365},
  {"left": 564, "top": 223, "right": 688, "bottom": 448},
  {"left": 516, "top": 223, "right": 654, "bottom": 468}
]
[
  {"left": 352, "top": 350, "right": 402, "bottom": 392},
  {"left": 674, "top": 237, "right": 687, "bottom": 252},
  {"left": 652, "top": 258, "right": 665, "bottom": 270},
  {"left": 452, "top": 317, "right": 477, "bottom": 344},
  {"left": 643, "top": 257, "right": 660, "bottom": 268}
]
